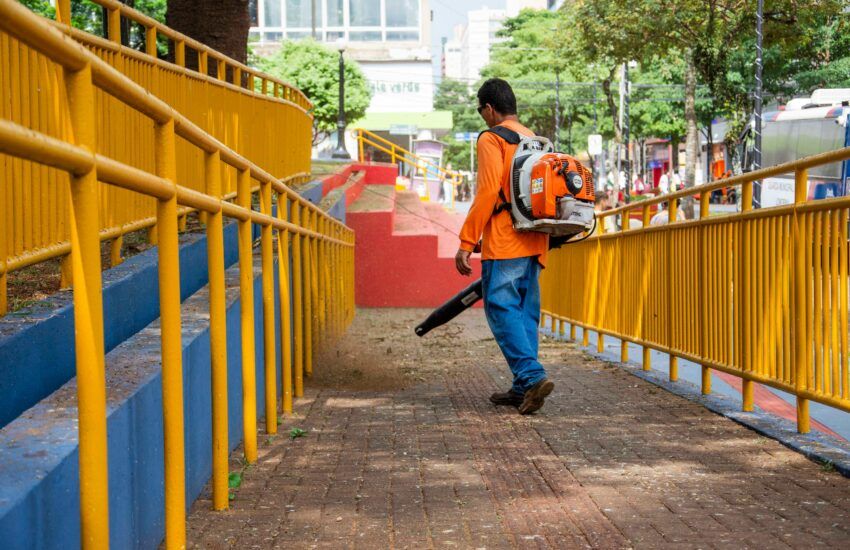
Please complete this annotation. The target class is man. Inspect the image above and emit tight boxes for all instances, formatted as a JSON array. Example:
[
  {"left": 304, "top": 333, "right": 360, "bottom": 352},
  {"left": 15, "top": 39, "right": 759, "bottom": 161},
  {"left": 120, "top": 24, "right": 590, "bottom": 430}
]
[{"left": 454, "top": 78, "right": 554, "bottom": 415}]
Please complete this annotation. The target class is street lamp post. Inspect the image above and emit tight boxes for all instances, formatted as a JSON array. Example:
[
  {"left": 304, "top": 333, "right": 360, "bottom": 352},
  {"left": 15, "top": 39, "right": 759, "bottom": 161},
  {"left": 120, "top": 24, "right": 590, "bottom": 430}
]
[{"left": 332, "top": 39, "right": 350, "bottom": 160}]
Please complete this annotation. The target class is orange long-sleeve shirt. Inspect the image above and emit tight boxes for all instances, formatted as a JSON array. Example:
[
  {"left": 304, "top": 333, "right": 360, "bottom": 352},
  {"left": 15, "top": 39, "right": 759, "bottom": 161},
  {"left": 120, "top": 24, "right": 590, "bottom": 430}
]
[{"left": 459, "top": 120, "right": 549, "bottom": 266}]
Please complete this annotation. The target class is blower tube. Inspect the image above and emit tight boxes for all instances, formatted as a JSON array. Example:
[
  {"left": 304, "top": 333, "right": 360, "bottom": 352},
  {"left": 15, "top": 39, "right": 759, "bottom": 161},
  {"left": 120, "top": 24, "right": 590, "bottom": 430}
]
[
  {"left": 414, "top": 278, "right": 483, "bottom": 337},
  {"left": 413, "top": 226, "right": 593, "bottom": 337}
]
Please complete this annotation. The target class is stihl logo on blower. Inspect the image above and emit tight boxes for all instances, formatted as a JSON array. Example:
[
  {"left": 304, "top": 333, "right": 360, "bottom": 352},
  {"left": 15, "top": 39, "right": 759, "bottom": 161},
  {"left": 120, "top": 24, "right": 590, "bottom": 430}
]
[{"left": 488, "top": 126, "right": 595, "bottom": 239}]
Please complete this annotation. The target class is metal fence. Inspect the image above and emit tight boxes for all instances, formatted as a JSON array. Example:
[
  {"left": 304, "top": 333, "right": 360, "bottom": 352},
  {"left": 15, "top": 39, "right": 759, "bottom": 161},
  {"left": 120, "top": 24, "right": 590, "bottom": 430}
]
[
  {"left": 0, "top": 1, "right": 354, "bottom": 548},
  {"left": 0, "top": 0, "right": 313, "bottom": 315},
  {"left": 542, "top": 147, "right": 850, "bottom": 436}
]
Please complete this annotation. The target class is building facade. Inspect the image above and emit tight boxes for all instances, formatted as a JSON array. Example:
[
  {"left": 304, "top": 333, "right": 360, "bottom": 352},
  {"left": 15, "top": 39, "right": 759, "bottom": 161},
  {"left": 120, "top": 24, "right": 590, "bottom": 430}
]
[
  {"left": 250, "top": 0, "right": 434, "bottom": 113},
  {"left": 441, "top": 1, "right": 545, "bottom": 83}
]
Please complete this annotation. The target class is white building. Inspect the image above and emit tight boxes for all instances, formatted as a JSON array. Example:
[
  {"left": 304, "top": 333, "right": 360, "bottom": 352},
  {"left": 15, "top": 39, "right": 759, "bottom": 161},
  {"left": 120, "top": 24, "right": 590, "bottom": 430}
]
[
  {"left": 441, "top": 1, "right": 545, "bottom": 83},
  {"left": 250, "top": 1, "right": 452, "bottom": 156},
  {"left": 251, "top": 0, "right": 434, "bottom": 113}
]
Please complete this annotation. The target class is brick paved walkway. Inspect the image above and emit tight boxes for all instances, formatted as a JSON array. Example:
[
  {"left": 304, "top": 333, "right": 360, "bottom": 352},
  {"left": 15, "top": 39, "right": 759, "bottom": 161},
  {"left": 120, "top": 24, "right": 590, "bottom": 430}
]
[{"left": 186, "top": 309, "right": 850, "bottom": 549}]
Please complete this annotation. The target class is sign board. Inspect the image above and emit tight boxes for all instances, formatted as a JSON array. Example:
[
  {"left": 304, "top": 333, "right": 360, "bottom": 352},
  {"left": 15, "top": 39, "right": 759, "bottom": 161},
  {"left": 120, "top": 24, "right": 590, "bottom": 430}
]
[
  {"left": 588, "top": 134, "right": 603, "bottom": 156},
  {"left": 389, "top": 124, "right": 417, "bottom": 136},
  {"left": 454, "top": 132, "right": 480, "bottom": 142}
]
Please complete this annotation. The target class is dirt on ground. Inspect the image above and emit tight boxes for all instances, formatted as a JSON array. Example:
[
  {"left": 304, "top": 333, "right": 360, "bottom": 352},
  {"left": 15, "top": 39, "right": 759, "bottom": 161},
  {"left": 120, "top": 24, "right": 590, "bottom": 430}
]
[{"left": 186, "top": 307, "right": 850, "bottom": 549}]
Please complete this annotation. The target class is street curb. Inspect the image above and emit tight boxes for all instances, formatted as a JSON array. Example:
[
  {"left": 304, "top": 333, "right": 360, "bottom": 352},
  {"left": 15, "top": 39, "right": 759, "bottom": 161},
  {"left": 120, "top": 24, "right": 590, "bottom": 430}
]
[{"left": 542, "top": 329, "right": 850, "bottom": 478}]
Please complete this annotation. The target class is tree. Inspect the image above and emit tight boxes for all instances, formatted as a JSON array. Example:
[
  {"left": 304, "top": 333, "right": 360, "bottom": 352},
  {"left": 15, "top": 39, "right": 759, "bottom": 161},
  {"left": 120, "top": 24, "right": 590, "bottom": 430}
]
[
  {"left": 167, "top": 0, "right": 250, "bottom": 64},
  {"left": 255, "top": 39, "right": 371, "bottom": 145},
  {"left": 567, "top": 0, "right": 843, "bottom": 215},
  {"left": 434, "top": 79, "right": 479, "bottom": 171}
]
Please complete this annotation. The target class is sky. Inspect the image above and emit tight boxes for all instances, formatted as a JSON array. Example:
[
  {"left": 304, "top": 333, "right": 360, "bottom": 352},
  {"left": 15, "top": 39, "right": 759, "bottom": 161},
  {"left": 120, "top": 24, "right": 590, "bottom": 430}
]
[{"left": 429, "top": 0, "right": 507, "bottom": 80}]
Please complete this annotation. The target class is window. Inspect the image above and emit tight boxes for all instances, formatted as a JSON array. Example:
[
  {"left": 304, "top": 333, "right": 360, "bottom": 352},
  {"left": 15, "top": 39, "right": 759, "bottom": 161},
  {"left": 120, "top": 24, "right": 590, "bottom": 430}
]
[
  {"left": 287, "top": 31, "right": 311, "bottom": 39},
  {"left": 350, "top": 0, "right": 380, "bottom": 26},
  {"left": 386, "top": 30, "right": 418, "bottom": 41},
  {"left": 327, "top": 0, "right": 344, "bottom": 26},
  {"left": 264, "top": 0, "right": 282, "bottom": 26},
  {"left": 386, "top": 0, "right": 418, "bottom": 27},
  {"left": 350, "top": 31, "right": 381, "bottom": 41},
  {"left": 326, "top": 30, "right": 345, "bottom": 41},
  {"left": 263, "top": 31, "right": 284, "bottom": 42},
  {"left": 286, "top": 0, "right": 321, "bottom": 28}
]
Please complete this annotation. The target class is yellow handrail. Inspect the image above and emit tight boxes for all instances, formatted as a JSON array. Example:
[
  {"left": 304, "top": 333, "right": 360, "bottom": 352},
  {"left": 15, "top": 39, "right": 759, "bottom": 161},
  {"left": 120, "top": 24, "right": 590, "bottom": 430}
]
[
  {"left": 0, "top": 2, "right": 355, "bottom": 548},
  {"left": 542, "top": 138, "right": 850, "bottom": 436},
  {"left": 55, "top": 0, "right": 312, "bottom": 111},
  {"left": 354, "top": 128, "right": 462, "bottom": 205},
  {"left": 0, "top": 0, "right": 316, "bottom": 311}
]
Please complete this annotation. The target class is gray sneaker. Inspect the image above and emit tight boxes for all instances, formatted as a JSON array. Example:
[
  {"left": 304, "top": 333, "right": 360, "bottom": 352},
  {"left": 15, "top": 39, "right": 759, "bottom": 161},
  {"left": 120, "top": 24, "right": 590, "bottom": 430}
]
[{"left": 518, "top": 379, "right": 555, "bottom": 415}]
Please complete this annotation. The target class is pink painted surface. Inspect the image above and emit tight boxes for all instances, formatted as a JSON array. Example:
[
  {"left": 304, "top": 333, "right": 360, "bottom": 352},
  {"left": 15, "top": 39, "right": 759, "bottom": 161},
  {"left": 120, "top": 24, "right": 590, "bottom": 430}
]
[
  {"left": 713, "top": 371, "right": 843, "bottom": 440},
  {"left": 347, "top": 165, "right": 482, "bottom": 307}
]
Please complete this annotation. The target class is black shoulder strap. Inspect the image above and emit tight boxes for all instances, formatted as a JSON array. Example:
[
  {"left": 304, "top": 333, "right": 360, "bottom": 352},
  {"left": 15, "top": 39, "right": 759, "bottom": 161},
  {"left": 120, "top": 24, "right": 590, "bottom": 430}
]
[
  {"left": 476, "top": 126, "right": 519, "bottom": 214},
  {"left": 477, "top": 125, "right": 522, "bottom": 145}
]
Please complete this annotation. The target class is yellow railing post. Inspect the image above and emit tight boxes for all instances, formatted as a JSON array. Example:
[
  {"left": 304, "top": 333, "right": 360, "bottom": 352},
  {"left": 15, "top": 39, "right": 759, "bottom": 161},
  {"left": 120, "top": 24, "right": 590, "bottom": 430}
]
[
  {"left": 175, "top": 40, "right": 185, "bottom": 67},
  {"left": 276, "top": 193, "right": 293, "bottom": 414},
  {"left": 317, "top": 217, "right": 327, "bottom": 348},
  {"left": 358, "top": 129, "right": 364, "bottom": 162},
  {"left": 0, "top": 192, "right": 6, "bottom": 315},
  {"left": 308, "top": 209, "right": 319, "bottom": 375},
  {"left": 107, "top": 6, "right": 121, "bottom": 43},
  {"left": 237, "top": 168, "right": 258, "bottom": 463},
  {"left": 642, "top": 204, "right": 651, "bottom": 371},
  {"left": 292, "top": 203, "right": 304, "bottom": 397},
  {"left": 145, "top": 26, "right": 157, "bottom": 57},
  {"left": 667, "top": 197, "right": 678, "bottom": 381},
  {"left": 55, "top": 0, "right": 71, "bottom": 25},
  {"left": 700, "top": 191, "right": 711, "bottom": 394},
  {"left": 303, "top": 208, "right": 313, "bottom": 378},
  {"left": 60, "top": 255, "right": 73, "bottom": 289},
  {"left": 204, "top": 150, "right": 229, "bottom": 511},
  {"left": 260, "top": 178, "right": 277, "bottom": 435},
  {"left": 155, "top": 118, "right": 187, "bottom": 549},
  {"left": 595, "top": 214, "right": 605, "bottom": 353},
  {"left": 793, "top": 169, "right": 810, "bottom": 432},
  {"left": 65, "top": 62, "right": 110, "bottom": 550},
  {"left": 741, "top": 179, "right": 754, "bottom": 411},
  {"left": 110, "top": 235, "right": 123, "bottom": 266},
  {"left": 620, "top": 209, "right": 628, "bottom": 363}
]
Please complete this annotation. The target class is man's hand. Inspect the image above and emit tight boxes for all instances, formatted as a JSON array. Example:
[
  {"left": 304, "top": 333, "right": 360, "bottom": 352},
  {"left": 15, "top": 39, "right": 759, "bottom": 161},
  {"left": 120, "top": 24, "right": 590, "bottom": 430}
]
[{"left": 455, "top": 248, "right": 473, "bottom": 276}]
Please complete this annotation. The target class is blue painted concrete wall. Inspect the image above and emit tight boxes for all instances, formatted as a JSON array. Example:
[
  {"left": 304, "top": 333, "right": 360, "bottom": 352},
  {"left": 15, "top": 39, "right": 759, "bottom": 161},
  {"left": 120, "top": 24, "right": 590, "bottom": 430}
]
[
  {"left": 0, "top": 185, "right": 349, "bottom": 549},
  {"left": 0, "top": 185, "right": 346, "bottom": 430}
]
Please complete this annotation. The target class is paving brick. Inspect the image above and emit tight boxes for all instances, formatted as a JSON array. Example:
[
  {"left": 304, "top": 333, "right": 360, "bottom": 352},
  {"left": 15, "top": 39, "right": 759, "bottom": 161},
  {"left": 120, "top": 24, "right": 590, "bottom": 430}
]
[{"left": 185, "top": 309, "right": 850, "bottom": 548}]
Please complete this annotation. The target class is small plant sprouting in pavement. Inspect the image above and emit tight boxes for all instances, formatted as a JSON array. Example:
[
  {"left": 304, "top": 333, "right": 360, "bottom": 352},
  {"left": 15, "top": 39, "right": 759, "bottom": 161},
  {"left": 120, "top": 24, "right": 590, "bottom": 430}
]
[
  {"left": 228, "top": 471, "right": 243, "bottom": 501},
  {"left": 821, "top": 460, "right": 835, "bottom": 473},
  {"left": 289, "top": 427, "right": 307, "bottom": 440}
]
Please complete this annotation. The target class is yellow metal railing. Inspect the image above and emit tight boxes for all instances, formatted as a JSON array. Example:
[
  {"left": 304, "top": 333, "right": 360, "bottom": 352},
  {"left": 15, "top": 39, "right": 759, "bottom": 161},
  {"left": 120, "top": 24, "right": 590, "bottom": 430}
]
[
  {"left": 541, "top": 144, "right": 850, "bottom": 435},
  {"left": 0, "top": 1, "right": 354, "bottom": 548},
  {"left": 0, "top": 0, "right": 313, "bottom": 315},
  {"left": 354, "top": 127, "right": 462, "bottom": 205}
]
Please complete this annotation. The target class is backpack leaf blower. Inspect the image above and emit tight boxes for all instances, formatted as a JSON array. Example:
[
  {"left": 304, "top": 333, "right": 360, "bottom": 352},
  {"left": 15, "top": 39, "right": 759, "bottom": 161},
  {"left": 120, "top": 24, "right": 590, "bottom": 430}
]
[{"left": 414, "top": 126, "right": 595, "bottom": 337}]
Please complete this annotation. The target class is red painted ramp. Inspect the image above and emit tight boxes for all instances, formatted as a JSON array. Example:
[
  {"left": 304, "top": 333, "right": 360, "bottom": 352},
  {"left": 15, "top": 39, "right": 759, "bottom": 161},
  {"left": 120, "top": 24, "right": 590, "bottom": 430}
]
[{"left": 348, "top": 183, "right": 482, "bottom": 307}]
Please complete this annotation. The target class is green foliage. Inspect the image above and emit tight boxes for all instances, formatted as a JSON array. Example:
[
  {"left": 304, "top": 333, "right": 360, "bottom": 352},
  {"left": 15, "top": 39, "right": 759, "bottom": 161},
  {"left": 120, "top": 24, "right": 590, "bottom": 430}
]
[
  {"left": 255, "top": 40, "right": 371, "bottom": 143},
  {"left": 21, "top": 0, "right": 169, "bottom": 55},
  {"left": 228, "top": 471, "right": 243, "bottom": 489},
  {"left": 289, "top": 427, "right": 307, "bottom": 439},
  {"left": 20, "top": 0, "right": 54, "bottom": 18},
  {"left": 434, "top": 79, "right": 478, "bottom": 171}
]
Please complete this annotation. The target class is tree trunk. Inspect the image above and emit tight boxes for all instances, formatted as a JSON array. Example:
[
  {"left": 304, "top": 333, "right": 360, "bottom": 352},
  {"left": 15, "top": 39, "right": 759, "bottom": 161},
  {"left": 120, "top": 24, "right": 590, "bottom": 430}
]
[
  {"left": 167, "top": 0, "right": 250, "bottom": 65},
  {"left": 601, "top": 65, "right": 622, "bottom": 144},
  {"left": 683, "top": 49, "right": 699, "bottom": 218}
]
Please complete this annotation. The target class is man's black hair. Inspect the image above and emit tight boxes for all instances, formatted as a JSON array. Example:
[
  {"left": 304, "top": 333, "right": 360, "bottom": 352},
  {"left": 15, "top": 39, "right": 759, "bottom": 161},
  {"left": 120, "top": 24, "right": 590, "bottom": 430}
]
[{"left": 477, "top": 78, "right": 517, "bottom": 115}]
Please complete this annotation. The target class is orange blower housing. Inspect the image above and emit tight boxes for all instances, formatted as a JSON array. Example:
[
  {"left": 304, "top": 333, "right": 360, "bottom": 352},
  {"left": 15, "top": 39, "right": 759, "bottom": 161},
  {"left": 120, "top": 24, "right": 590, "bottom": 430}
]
[{"left": 529, "top": 154, "right": 595, "bottom": 219}]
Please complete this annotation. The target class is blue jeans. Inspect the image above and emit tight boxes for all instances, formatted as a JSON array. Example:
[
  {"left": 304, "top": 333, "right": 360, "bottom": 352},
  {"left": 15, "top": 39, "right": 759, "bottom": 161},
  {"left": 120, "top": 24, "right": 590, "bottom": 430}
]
[{"left": 481, "top": 257, "right": 547, "bottom": 394}]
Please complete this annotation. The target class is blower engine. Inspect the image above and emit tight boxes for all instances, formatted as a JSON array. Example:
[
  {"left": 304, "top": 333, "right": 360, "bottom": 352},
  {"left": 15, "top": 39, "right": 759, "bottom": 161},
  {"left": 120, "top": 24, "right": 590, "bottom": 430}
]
[{"left": 504, "top": 134, "right": 595, "bottom": 238}]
